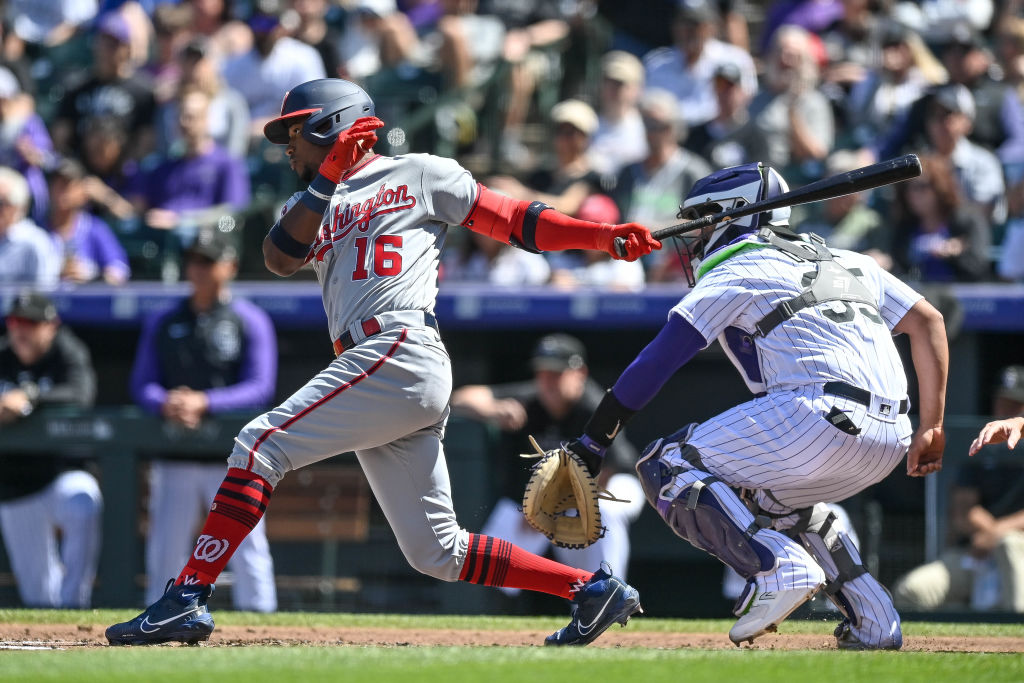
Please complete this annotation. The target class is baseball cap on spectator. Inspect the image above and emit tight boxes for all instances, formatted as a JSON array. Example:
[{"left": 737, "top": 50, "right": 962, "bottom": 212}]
[
  {"left": 937, "top": 21, "right": 985, "bottom": 51},
  {"left": 932, "top": 84, "right": 975, "bottom": 121},
  {"left": 356, "top": 0, "right": 397, "bottom": 16},
  {"left": 531, "top": 334, "right": 587, "bottom": 372},
  {"left": 713, "top": 62, "right": 742, "bottom": 85},
  {"left": 47, "top": 157, "right": 88, "bottom": 182},
  {"left": 880, "top": 23, "right": 912, "bottom": 48},
  {"left": 996, "top": 366, "right": 1024, "bottom": 404},
  {"left": 7, "top": 291, "right": 58, "bottom": 323},
  {"left": 185, "top": 229, "right": 238, "bottom": 262},
  {"left": 0, "top": 67, "right": 20, "bottom": 100},
  {"left": 551, "top": 99, "right": 599, "bottom": 137},
  {"left": 676, "top": 0, "right": 719, "bottom": 24},
  {"left": 97, "top": 12, "right": 132, "bottom": 44},
  {"left": 575, "top": 194, "right": 621, "bottom": 224},
  {"left": 602, "top": 51, "right": 644, "bottom": 86},
  {"left": 249, "top": 0, "right": 284, "bottom": 33}
]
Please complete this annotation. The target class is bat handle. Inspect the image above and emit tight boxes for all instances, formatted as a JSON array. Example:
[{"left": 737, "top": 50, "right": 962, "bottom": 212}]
[{"left": 612, "top": 236, "right": 628, "bottom": 258}]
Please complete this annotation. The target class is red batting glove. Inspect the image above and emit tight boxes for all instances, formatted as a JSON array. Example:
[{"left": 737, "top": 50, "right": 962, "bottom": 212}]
[
  {"left": 318, "top": 116, "right": 385, "bottom": 183},
  {"left": 599, "top": 223, "right": 662, "bottom": 261}
]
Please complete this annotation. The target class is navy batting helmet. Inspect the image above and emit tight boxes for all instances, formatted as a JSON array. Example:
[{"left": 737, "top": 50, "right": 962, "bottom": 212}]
[
  {"left": 673, "top": 162, "right": 790, "bottom": 286},
  {"left": 264, "top": 78, "right": 376, "bottom": 146}
]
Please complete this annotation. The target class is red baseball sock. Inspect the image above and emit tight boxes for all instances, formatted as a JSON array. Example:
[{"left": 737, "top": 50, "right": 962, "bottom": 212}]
[
  {"left": 175, "top": 468, "right": 273, "bottom": 587},
  {"left": 458, "top": 533, "right": 594, "bottom": 599}
]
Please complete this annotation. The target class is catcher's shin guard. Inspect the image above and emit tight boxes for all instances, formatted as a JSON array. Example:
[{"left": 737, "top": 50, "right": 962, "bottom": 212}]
[
  {"left": 635, "top": 436, "right": 776, "bottom": 578},
  {"left": 781, "top": 503, "right": 902, "bottom": 650}
]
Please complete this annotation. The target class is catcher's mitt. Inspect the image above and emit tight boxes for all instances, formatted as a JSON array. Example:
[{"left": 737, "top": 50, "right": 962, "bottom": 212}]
[{"left": 521, "top": 436, "right": 627, "bottom": 549}]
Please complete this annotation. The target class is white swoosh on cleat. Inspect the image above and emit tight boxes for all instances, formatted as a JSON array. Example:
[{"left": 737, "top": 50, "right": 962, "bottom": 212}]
[
  {"left": 576, "top": 586, "right": 621, "bottom": 636},
  {"left": 139, "top": 610, "right": 196, "bottom": 634}
]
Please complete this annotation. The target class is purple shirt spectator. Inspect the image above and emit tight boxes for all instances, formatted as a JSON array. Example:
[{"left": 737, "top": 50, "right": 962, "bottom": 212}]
[
  {"left": 53, "top": 212, "right": 131, "bottom": 283},
  {"left": 137, "top": 145, "right": 251, "bottom": 214}
]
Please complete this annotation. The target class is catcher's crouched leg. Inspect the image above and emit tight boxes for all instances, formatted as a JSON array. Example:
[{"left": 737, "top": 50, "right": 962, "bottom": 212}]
[{"left": 777, "top": 503, "right": 902, "bottom": 650}]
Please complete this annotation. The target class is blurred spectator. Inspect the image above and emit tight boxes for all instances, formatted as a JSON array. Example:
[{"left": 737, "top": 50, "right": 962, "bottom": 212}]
[
  {"left": 479, "top": 0, "right": 574, "bottom": 169},
  {"left": 891, "top": 0, "right": 994, "bottom": 39},
  {"left": 613, "top": 88, "right": 711, "bottom": 228},
  {"left": 684, "top": 62, "right": 767, "bottom": 169},
  {"left": 818, "top": 0, "right": 883, "bottom": 104},
  {"left": 0, "top": 166, "right": 60, "bottom": 287},
  {"left": 129, "top": 87, "right": 251, "bottom": 252},
  {"left": 414, "top": 0, "right": 506, "bottom": 91},
  {"left": 4, "top": 0, "right": 97, "bottom": 47},
  {"left": 290, "top": 0, "right": 343, "bottom": 78},
  {"left": 924, "top": 84, "right": 1006, "bottom": 223},
  {"left": 143, "top": 3, "right": 196, "bottom": 105},
  {"left": 441, "top": 230, "right": 550, "bottom": 285},
  {"left": 894, "top": 365, "right": 1024, "bottom": 613},
  {"left": 52, "top": 11, "right": 156, "bottom": 162},
  {"left": 0, "top": 66, "right": 55, "bottom": 227},
  {"left": 644, "top": 0, "right": 757, "bottom": 128},
  {"left": 450, "top": 334, "right": 645, "bottom": 595},
  {"left": 0, "top": 20, "right": 35, "bottom": 95},
  {"left": 131, "top": 228, "right": 277, "bottom": 612},
  {"left": 487, "top": 99, "right": 602, "bottom": 217},
  {"left": 750, "top": 24, "right": 835, "bottom": 172},
  {"left": 185, "top": 0, "right": 252, "bottom": 59},
  {"left": 0, "top": 290, "right": 102, "bottom": 607},
  {"left": 337, "top": 0, "right": 418, "bottom": 83},
  {"left": 846, "top": 23, "right": 944, "bottom": 148},
  {"left": 876, "top": 23, "right": 1023, "bottom": 162},
  {"left": 221, "top": 0, "right": 326, "bottom": 139},
  {"left": 794, "top": 149, "right": 886, "bottom": 255},
  {"left": 548, "top": 194, "right": 646, "bottom": 291},
  {"left": 78, "top": 115, "right": 139, "bottom": 222},
  {"left": 46, "top": 158, "right": 130, "bottom": 285},
  {"left": 156, "top": 39, "right": 251, "bottom": 158},
  {"left": 759, "top": 0, "right": 843, "bottom": 55},
  {"left": 587, "top": 51, "right": 648, "bottom": 177},
  {"left": 890, "top": 154, "right": 991, "bottom": 282}
]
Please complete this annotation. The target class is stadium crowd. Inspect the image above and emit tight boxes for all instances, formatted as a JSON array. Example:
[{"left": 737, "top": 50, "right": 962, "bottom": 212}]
[{"left": 0, "top": 0, "right": 1020, "bottom": 288}]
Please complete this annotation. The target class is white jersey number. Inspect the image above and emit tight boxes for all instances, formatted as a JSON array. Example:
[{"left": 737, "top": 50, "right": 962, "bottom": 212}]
[{"left": 352, "top": 235, "right": 404, "bottom": 280}]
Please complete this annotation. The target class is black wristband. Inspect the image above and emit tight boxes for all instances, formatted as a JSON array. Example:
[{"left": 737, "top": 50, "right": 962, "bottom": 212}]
[
  {"left": 584, "top": 389, "right": 637, "bottom": 448},
  {"left": 268, "top": 221, "right": 313, "bottom": 259}
]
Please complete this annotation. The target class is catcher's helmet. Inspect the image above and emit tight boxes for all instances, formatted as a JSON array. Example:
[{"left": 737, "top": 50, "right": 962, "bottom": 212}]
[
  {"left": 674, "top": 162, "right": 790, "bottom": 285},
  {"left": 264, "top": 78, "right": 375, "bottom": 146}
]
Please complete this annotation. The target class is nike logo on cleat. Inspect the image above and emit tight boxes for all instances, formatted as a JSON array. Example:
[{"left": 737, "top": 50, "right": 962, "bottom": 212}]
[
  {"left": 576, "top": 586, "right": 622, "bottom": 636},
  {"left": 139, "top": 610, "right": 197, "bottom": 634}
]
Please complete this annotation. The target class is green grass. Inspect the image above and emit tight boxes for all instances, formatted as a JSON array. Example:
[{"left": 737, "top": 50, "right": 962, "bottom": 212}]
[{"left": 2, "top": 611, "right": 1023, "bottom": 683}]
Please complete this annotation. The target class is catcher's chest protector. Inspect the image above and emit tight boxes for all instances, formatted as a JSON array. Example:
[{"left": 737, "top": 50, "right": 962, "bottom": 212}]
[{"left": 753, "top": 230, "right": 880, "bottom": 337}]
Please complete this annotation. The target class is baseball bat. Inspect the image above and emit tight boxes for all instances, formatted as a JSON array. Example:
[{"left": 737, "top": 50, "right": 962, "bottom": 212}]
[{"left": 613, "top": 153, "right": 922, "bottom": 258}]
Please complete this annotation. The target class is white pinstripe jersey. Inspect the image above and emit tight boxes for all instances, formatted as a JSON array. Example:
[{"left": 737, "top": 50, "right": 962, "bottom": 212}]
[
  {"left": 672, "top": 240, "right": 924, "bottom": 399},
  {"left": 280, "top": 154, "right": 478, "bottom": 341}
]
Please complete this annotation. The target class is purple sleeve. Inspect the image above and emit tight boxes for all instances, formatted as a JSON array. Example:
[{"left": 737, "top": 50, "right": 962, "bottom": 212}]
[
  {"left": 89, "top": 215, "right": 131, "bottom": 277},
  {"left": 22, "top": 114, "right": 54, "bottom": 159},
  {"left": 219, "top": 156, "right": 251, "bottom": 211},
  {"left": 130, "top": 311, "right": 170, "bottom": 414},
  {"left": 611, "top": 313, "right": 708, "bottom": 411},
  {"left": 204, "top": 300, "right": 277, "bottom": 413}
]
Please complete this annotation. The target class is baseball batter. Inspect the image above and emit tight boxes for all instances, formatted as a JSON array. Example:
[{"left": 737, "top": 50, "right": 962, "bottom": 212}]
[
  {"left": 559, "top": 163, "right": 948, "bottom": 649},
  {"left": 106, "top": 78, "right": 657, "bottom": 647}
]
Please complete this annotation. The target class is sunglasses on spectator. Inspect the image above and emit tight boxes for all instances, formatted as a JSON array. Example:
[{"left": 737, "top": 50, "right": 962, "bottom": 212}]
[{"left": 5, "top": 316, "right": 45, "bottom": 328}]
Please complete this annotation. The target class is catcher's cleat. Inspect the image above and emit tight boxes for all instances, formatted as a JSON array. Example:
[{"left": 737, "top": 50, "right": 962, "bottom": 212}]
[
  {"left": 833, "top": 619, "right": 902, "bottom": 650},
  {"left": 728, "top": 578, "right": 823, "bottom": 646},
  {"left": 545, "top": 563, "right": 642, "bottom": 646},
  {"left": 106, "top": 580, "right": 215, "bottom": 646}
]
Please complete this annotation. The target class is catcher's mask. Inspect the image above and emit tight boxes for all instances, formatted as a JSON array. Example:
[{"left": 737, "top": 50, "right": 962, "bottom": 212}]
[
  {"left": 264, "top": 78, "right": 375, "bottom": 146},
  {"left": 674, "top": 162, "right": 790, "bottom": 286}
]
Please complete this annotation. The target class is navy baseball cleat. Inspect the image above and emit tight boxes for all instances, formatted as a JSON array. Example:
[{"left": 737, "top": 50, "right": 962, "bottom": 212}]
[
  {"left": 545, "top": 563, "right": 642, "bottom": 646},
  {"left": 106, "top": 580, "right": 215, "bottom": 646}
]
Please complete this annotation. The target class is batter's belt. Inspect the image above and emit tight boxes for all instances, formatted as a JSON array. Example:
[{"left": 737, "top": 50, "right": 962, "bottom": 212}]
[{"left": 333, "top": 310, "right": 439, "bottom": 356}]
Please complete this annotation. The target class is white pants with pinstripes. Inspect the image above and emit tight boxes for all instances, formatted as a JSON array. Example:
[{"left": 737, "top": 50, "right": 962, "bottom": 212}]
[
  {"left": 227, "top": 323, "right": 471, "bottom": 582},
  {"left": 0, "top": 470, "right": 102, "bottom": 607},
  {"left": 660, "top": 385, "right": 911, "bottom": 648}
]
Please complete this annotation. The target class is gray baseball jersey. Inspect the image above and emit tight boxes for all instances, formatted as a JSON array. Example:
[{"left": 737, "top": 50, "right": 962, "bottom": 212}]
[
  {"left": 230, "top": 153, "right": 482, "bottom": 582},
  {"left": 281, "top": 153, "right": 477, "bottom": 340}
]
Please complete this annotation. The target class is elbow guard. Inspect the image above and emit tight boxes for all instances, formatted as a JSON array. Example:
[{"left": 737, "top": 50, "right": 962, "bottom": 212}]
[{"left": 461, "top": 184, "right": 549, "bottom": 253}]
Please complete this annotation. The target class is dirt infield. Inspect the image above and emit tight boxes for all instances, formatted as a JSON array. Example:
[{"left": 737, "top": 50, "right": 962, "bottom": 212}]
[{"left": 3, "top": 623, "right": 1024, "bottom": 652}]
